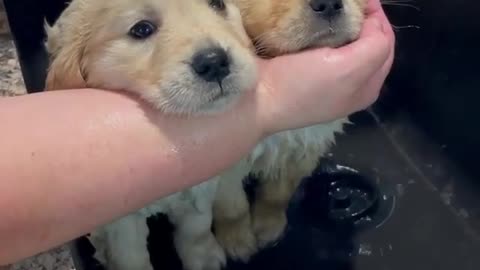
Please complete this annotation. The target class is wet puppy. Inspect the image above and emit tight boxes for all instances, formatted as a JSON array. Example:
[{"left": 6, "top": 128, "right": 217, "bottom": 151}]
[
  {"left": 45, "top": 0, "right": 257, "bottom": 269},
  {"left": 213, "top": 0, "right": 368, "bottom": 261}
]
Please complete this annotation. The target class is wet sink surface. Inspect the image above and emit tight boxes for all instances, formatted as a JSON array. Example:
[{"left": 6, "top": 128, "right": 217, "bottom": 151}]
[{"left": 220, "top": 108, "right": 480, "bottom": 270}]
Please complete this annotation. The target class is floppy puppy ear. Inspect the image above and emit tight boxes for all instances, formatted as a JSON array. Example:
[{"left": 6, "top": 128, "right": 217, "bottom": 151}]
[
  {"left": 44, "top": 20, "right": 87, "bottom": 91},
  {"left": 45, "top": 48, "right": 87, "bottom": 91}
]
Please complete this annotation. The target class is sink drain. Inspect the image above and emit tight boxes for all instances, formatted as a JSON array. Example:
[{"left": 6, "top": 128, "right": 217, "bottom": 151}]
[
  {"left": 293, "top": 159, "right": 396, "bottom": 232},
  {"left": 328, "top": 179, "right": 377, "bottom": 221}
]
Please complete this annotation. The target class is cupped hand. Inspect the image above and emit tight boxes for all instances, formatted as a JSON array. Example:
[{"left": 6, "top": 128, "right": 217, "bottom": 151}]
[{"left": 254, "top": 0, "right": 395, "bottom": 136}]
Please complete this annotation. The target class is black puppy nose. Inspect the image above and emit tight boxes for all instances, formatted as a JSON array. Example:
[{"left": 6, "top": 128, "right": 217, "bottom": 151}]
[
  {"left": 310, "top": 0, "right": 344, "bottom": 19},
  {"left": 191, "top": 47, "right": 230, "bottom": 82}
]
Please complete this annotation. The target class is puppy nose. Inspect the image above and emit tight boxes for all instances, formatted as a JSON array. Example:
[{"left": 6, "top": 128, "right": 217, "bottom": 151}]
[
  {"left": 310, "top": 0, "right": 344, "bottom": 19},
  {"left": 191, "top": 47, "right": 230, "bottom": 82}
]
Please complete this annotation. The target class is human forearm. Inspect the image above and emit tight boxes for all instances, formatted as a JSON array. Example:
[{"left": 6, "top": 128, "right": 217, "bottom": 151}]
[{"left": 0, "top": 89, "right": 260, "bottom": 264}]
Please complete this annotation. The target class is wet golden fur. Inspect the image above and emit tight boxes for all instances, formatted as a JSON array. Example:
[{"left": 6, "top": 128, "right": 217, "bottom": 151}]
[{"left": 213, "top": 0, "right": 368, "bottom": 261}]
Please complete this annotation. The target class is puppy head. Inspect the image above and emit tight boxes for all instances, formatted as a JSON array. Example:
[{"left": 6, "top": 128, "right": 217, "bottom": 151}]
[
  {"left": 232, "top": 0, "right": 367, "bottom": 56},
  {"left": 45, "top": 0, "right": 257, "bottom": 115}
]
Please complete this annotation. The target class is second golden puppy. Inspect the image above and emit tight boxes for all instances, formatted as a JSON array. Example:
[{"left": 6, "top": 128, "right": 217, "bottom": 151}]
[{"left": 213, "top": 0, "right": 368, "bottom": 261}]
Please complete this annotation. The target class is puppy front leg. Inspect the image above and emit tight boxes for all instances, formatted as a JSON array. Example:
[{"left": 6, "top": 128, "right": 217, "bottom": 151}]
[
  {"left": 252, "top": 158, "right": 317, "bottom": 248},
  {"left": 101, "top": 215, "right": 153, "bottom": 270},
  {"left": 213, "top": 178, "right": 256, "bottom": 262},
  {"left": 251, "top": 175, "right": 295, "bottom": 248},
  {"left": 170, "top": 203, "right": 226, "bottom": 270},
  {"left": 212, "top": 160, "right": 257, "bottom": 262}
]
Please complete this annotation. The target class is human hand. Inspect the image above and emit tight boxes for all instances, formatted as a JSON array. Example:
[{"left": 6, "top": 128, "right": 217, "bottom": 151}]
[{"left": 254, "top": 0, "right": 395, "bottom": 135}]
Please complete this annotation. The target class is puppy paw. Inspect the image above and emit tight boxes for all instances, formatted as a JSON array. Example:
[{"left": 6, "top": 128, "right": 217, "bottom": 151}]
[
  {"left": 214, "top": 216, "right": 257, "bottom": 262},
  {"left": 180, "top": 234, "right": 226, "bottom": 270},
  {"left": 252, "top": 204, "right": 288, "bottom": 248}
]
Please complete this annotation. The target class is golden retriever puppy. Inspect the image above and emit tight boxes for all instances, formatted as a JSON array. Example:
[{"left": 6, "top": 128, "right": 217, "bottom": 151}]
[
  {"left": 213, "top": 0, "right": 368, "bottom": 261},
  {"left": 45, "top": 0, "right": 257, "bottom": 269}
]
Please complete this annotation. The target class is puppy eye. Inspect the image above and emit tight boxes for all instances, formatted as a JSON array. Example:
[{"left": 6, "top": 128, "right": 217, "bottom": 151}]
[
  {"left": 209, "top": 0, "right": 226, "bottom": 11},
  {"left": 129, "top": 20, "right": 157, "bottom": 39}
]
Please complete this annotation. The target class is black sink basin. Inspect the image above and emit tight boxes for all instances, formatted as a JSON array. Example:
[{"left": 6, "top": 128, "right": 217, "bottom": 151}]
[{"left": 4, "top": 0, "right": 480, "bottom": 269}]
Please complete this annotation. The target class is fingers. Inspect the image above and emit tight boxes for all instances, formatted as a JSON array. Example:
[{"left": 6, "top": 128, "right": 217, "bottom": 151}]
[
  {"left": 356, "top": 4, "right": 396, "bottom": 110},
  {"left": 354, "top": 33, "right": 395, "bottom": 111},
  {"left": 277, "top": 15, "right": 390, "bottom": 84},
  {"left": 367, "top": 0, "right": 395, "bottom": 44},
  {"left": 331, "top": 0, "right": 395, "bottom": 113},
  {"left": 326, "top": 16, "right": 392, "bottom": 86},
  {"left": 355, "top": 60, "right": 391, "bottom": 110}
]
